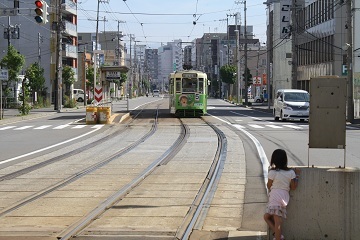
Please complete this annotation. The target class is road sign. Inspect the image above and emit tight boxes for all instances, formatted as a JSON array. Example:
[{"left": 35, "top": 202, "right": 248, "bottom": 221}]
[
  {"left": 94, "top": 86, "right": 103, "bottom": 103},
  {"left": 0, "top": 69, "right": 9, "bottom": 81}
]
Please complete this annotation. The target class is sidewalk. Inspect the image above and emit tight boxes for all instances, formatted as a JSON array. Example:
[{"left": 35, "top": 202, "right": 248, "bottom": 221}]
[{"left": 0, "top": 99, "right": 130, "bottom": 125}]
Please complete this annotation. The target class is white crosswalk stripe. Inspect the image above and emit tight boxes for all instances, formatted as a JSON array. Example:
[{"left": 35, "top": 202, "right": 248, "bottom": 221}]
[
  {"left": 53, "top": 124, "right": 71, "bottom": 129},
  {"left": 0, "top": 124, "right": 104, "bottom": 131},
  {"left": 72, "top": 125, "right": 86, "bottom": 129},
  {"left": 265, "top": 125, "right": 283, "bottom": 129},
  {"left": 0, "top": 126, "right": 16, "bottom": 130},
  {"left": 14, "top": 126, "right": 34, "bottom": 130},
  {"left": 283, "top": 125, "right": 303, "bottom": 129},
  {"left": 34, "top": 125, "right": 52, "bottom": 129},
  {"left": 248, "top": 124, "right": 265, "bottom": 129}
]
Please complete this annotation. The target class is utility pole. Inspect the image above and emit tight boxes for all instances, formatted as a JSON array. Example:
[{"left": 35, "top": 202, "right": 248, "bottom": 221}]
[
  {"left": 244, "top": 0, "right": 248, "bottom": 105},
  {"left": 55, "top": 0, "right": 62, "bottom": 112},
  {"left": 291, "top": 0, "right": 297, "bottom": 89},
  {"left": 38, "top": 33, "right": 41, "bottom": 64},
  {"left": 235, "top": 29, "right": 240, "bottom": 104},
  {"left": 347, "top": 0, "right": 354, "bottom": 122}
]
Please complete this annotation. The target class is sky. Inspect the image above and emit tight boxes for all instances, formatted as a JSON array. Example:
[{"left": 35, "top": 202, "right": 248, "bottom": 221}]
[{"left": 77, "top": 0, "right": 268, "bottom": 49}]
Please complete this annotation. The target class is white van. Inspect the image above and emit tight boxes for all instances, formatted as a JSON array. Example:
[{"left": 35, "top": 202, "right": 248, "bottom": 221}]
[
  {"left": 73, "top": 89, "right": 86, "bottom": 102},
  {"left": 273, "top": 89, "right": 310, "bottom": 121},
  {"left": 153, "top": 90, "right": 160, "bottom": 97}
]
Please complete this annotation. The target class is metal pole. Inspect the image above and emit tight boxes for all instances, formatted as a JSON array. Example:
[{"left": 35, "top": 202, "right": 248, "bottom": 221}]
[
  {"left": 347, "top": 0, "right": 354, "bottom": 122},
  {"left": 83, "top": 46, "right": 87, "bottom": 106},
  {"left": 235, "top": 29, "right": 240, "bottom": 104},
  {"left": 291, "top": 0, "right": 297, "bottom": 89},
  {"left": 244, "top": 0, "right": 248, "bottom": 105},
  {"left": 55, "top": 0, "right": 62, "bottom": 112},
  {"left": 94, "top": 0, "right": 100, "bottom": 101}
]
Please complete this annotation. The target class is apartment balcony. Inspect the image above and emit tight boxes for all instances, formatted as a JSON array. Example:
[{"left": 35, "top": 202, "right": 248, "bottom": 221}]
[
  {"left": 62, "top": 0, "right": 77, "bottom": 15},
  {"left": 62, "top": 44, "right": 78, "bottom": 59},
  {"left": 63, "top": 20, "right": 77, "bottom": 37}
]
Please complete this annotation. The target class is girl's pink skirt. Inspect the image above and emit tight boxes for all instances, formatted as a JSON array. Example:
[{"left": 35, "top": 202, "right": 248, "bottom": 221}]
[{"left": 265, "top": 189, "right": 290, "bottom": 218}]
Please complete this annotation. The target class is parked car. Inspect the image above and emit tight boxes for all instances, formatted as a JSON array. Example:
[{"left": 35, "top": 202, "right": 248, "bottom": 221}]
[
  {"left": 254, "top": 95, "right": 264, "bottom": 103},
  {"left": 73, "top": 89, "right": 87, "bottom": 102},
  {"left": 273, "top": 89, "right": 310, "bottom": 121},
  {"left": 153, "top": 90, "right": 160, "bottom": 97}
]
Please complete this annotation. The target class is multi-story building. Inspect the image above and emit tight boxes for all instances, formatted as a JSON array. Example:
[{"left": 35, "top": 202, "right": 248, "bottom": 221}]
[
  {"left": 144, "top": 49, "right": 158, "bottom": 89},
  {"left": 0, "top": 0, "right": 78, "bottom": 105},
  {"left": 157, "top": 39, "right": 183, "bottom": 91}
]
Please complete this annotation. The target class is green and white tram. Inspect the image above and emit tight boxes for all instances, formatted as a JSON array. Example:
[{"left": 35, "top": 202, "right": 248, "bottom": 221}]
[{"left": 169, "top": 70, "right": 209, "bottom": 117}]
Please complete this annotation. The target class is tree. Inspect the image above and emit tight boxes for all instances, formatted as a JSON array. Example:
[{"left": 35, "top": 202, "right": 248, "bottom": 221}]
[
  {"left": 220, "top": 64, "right": 236, "bottom": 99},
  {"left": 242, "top": 67, "right": 253, "bottom": 87},
  {"left": 62, "top": 65, "right": 76, "bottom": 96},
  {"left": 220, "top": 64, "right": 236, "bottom": 85},
  {"left": 25, "top": 62, "right": 46, "bottom": 103},
  {"left": 0, "top": 45, "right": 25, "bottom": 86}
]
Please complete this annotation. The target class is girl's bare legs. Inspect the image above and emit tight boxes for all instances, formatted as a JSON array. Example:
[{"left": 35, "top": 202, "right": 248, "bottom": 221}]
[
  {"left": 264, "top": 213, "right": 275, "bottom": 233},
  {"left": 273, "top": 215, "right": 283, "bottom": 240}
]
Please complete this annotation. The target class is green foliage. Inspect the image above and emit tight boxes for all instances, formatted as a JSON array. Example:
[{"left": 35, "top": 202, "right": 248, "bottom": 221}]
[
  {"left": 85, "top": 66, "right": 100, "bottom": 92},
  {"left": 25, "top": 62, "right": 45, "bottom": 93},
  {"left": 62, "top": 65, "right": 76, "bottom": 96},
  {"left": 18, "top": 79, "right": 31, "bottom": 115},
  {"left": 63, "top": 95, "right": 77, "bottom": 108},
  {"left": 120, "top": 73, "right": 127, "bottom": 85},
  {"left": 0, "top": 45, "right": 25, "bottom": 85},
  {"left": 242, "top": 67, "right": 253, "bottom": 87},
  {"left": 220, "top": 64, "right": 236, "bottom": 85}
]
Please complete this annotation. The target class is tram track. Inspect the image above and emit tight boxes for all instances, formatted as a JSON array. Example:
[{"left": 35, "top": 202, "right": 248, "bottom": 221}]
[
  {"left": 60, "top": 117, "right": 228, "bottom": 240},
  {"left": 0, "top": 106, "right": 231, "bottom": 240},
  {"left": 0, "top": 103, "right": 163, "bottom": 215}
]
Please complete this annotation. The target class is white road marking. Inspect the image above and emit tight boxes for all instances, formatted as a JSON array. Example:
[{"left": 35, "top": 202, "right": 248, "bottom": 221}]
[
  {"left": 72, "top": 125, "right": 86, "bottom": 129},
  {"left": 34, "top": 125, "right": 52, "bottom": 129},
  {"left": 14, "top": 126, "right": 34, "bottom": 130},
  {"left": 208, "top": 114, "right": 269, "bottom": 190},
  {"left": 53, "top": 124, "right": 71, "bottom": 129},
  {"left": 0, "top": 125, "right": 104, "bottom": 165},
  {"left": 0, "top": 126, "right": 16, "bottom": 130},
  {"left": 248, "top": 124, "right": 265, "bottom": 129},
  {"left": 265, "top": 125, "right": 283, "bottom": 129},
  {"left": 283, "top": 124, "right": 302, "bottom": 129}
]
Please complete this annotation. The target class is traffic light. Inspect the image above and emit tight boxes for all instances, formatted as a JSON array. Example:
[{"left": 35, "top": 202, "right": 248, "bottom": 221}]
[{"left": 34, "top": 0, "right": 48, "bottom": 25}]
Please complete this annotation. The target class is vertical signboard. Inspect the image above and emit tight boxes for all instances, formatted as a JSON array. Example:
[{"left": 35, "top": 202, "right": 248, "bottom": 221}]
[
  {"left": 280, "top": 0, "right": 291, "bottom": 39},
  {"left": 309, "top": 77, "right": 346, "bottom": 149}
]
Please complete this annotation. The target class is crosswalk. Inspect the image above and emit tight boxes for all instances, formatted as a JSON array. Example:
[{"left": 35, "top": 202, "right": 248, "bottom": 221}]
[
  {"left": 0, "top": 124, "right": 104, "bottom": 131},
  {"left": 236, "top": 123, "right": 308, "bottom": 130}
]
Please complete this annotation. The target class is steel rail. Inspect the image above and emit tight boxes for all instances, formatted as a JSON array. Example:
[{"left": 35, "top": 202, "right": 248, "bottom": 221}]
[
  {"left": 57, "top": 112, "right": 189, "bottom": 240},
  {"left": 0, "top": 107, "right": 159, "bottom": 217},
  {"left": 176, "top": 119, "right": 228, "bottom": 240}
]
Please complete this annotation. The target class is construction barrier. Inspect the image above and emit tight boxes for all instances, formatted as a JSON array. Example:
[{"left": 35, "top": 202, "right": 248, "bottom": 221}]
[
  {"left": 97, "top": 106, "right": 111, "bottom": 124},
  {"left": 85, "top": 106, "right": 98, "bottom": 124}
]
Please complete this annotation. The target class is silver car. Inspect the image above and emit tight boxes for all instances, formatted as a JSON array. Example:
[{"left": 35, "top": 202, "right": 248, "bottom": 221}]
[{"left": 273, "top": 89, "right": 310, "bottom": 121}]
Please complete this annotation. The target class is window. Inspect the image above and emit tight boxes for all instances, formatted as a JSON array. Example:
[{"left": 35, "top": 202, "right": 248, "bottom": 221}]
[
  {"left": 182, "top": 78, "right": 197, "bottom": 92},
  {"left": 199, "top": 78, "right": 204, "bottom": 93}
]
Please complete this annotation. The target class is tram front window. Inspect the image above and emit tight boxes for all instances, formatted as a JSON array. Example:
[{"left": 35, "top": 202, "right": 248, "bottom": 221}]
[{"left": 182, "top": 78, "right": 197, "bottom": 92}]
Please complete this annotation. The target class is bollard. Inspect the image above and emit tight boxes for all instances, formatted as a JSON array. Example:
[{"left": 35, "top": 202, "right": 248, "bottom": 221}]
[
  {"left": 97, "top": 106, "right": 111, "bottom": 124},
  {"left": 85, "top": 106, "right": 98, "bottom": 124}
]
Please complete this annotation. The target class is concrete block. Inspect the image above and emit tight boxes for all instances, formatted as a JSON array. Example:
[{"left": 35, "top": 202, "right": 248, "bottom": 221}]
[{"left": 283, "top": 167, "right": 360, "bottom": 239}]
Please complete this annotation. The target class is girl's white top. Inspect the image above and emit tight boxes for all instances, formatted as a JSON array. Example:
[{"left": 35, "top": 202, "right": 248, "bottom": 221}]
[{"left": 268, "top": 169, "right": 296, "bottom": 191}]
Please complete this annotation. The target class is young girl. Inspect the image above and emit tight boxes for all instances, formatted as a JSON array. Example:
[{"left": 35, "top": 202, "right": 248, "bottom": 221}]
[{"left": 263, "top": 149, "right": 300, "bottom": 240}]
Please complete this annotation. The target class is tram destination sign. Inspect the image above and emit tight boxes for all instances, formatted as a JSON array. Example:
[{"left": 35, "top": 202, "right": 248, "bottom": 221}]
[
  {"left": 182, "top": 73, "right": 197, "bottom": 78},
  {"left": 106, "top": 71, "right": 121, "bottom": 80}
]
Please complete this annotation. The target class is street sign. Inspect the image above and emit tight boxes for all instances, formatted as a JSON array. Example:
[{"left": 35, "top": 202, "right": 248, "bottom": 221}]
[
  {"left": 94, "top": 86, "right": 103, "bottom": 103},
  {"left": 0, "top": 69, "right": 9, "bottom": 81}
]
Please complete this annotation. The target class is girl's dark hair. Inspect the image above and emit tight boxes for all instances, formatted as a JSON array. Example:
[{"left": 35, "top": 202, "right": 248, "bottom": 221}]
[{"left": 270, "top": 149, "right": 289, "bottom": 170}]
